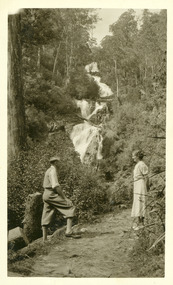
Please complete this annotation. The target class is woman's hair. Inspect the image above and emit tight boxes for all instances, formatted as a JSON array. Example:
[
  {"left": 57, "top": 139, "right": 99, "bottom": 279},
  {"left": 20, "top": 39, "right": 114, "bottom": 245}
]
[{"left": 132, "top": 149, "right": 144, "bottom": 160}]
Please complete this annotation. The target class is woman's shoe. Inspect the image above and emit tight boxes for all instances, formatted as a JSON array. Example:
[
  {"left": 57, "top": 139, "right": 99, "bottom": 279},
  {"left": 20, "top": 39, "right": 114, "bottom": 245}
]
[
  {"left": 134, "top": 225, "right": 144, "bottom": 231},
  {"left": 132, "top": 223, "right": 138, "bottom": 230}
]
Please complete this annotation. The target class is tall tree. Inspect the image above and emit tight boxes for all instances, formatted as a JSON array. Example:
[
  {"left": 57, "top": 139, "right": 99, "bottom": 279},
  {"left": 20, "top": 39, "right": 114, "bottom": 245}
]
[
  {"left": 52, "top": 9, "right": 98, "bottom": 85},
  {"left": 135, "top": 10, "right": 167, "bottom": 88},
  {"left": 97, "top": 9, "right": 138, "bottom": 98},
  {"left": 8, "top": 13, "right": 26, "bottom": 163}
]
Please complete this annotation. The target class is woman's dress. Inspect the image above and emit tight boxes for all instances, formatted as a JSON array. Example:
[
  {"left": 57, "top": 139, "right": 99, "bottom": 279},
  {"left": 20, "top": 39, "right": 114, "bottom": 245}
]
[{"left": 131, "top": 160, "right": 148, "bottom": 218}]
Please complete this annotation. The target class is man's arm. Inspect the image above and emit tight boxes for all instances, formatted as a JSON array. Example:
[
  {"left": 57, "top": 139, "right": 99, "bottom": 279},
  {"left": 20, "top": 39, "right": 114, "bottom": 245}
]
[
  {"left": 54, "top": 185, "right": 72, "bottom": 206},
  {"left": 50, "top": 167, "right": 72, "bottom": 205},
  {"left": 54, "top": 185, "right": 66, "bottom": 199}
]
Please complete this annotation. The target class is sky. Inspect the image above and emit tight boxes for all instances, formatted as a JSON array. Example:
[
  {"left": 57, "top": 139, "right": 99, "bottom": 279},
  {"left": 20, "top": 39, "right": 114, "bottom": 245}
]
[
  {"left": 92, "top": 9, "right": 160, "bottom": 44},
  {"left": 92, "top": 9, "right": 128, "bottom": 43}
]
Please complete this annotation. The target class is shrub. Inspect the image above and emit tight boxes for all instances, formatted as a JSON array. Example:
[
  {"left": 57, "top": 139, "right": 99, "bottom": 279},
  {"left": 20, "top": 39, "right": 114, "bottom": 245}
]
[
  {"left": 129, "top": 171, "right": 165, "bottom": 277},
  {"left": 71, "top": 167, "right": 109, "bottom": 222},
  {"left": 130, "top": 234, "right": 164, "bottom": 277},
  {"left": 26, "top": 105, "right": 48, "bottom": 140},
  {"left": 8, "top": 131, "right": 109, "bottom": 230}
]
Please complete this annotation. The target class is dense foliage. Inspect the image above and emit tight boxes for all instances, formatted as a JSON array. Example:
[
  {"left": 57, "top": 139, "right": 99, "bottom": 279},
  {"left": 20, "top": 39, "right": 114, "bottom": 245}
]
[
  {"left": 8, "top": 131, "right": 109, "bottom": 230},
  {"left": 8, "top": 8, "right": 166, "bottom": 277}
]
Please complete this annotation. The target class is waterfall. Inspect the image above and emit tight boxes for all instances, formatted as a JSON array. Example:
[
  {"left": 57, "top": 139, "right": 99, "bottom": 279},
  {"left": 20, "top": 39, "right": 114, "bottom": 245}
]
[
  {"left": 70, "top": 62, "right": 112, "bottom": 164},
  {"left": 70, "top": 121, "right": 102, "bottom": 163},
  {"left": 92, "top": 76, "right": 113, "bottom": 98},
  {"left": 71, "top": 100, "right": 104, "bottom": 163},
  {"left": 75, "top": 100, "right": 90, "bottom": 119},
  {"left": 87, "top": 102, "right": 106, "bottom": 120},
  {"left": 85, "top": 62, "right": 99, "bottom": 73}
]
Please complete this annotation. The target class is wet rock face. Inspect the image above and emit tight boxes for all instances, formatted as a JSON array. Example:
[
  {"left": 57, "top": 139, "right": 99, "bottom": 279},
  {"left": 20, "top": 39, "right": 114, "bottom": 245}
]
[{"left": 83, "top": 135, "right": 100, "bottom": 165}]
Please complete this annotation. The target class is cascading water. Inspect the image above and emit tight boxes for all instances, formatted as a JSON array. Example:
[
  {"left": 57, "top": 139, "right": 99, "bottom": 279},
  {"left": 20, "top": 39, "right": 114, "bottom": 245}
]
[
  {"left": 92, "top": 76, "right": 113, "bottom": 98},
  {"left": 75, "top": 100, "right": 91, "bottom": 119},
  {"left": 70, "top": 121, "right": 102, "bottom": 163},
  {"left": 70, "top": 62, "right": 113, "bottom": 165}
]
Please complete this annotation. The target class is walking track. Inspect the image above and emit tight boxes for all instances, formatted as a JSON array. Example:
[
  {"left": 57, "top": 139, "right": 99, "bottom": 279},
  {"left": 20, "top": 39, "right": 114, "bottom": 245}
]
[{"left": 27, "top": 208, "right": 138, "bottom": 278}]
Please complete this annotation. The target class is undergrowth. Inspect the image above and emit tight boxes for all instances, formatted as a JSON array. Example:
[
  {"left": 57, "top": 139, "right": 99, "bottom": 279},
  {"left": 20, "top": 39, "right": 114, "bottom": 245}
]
[{"left": 130, "top": 231, "right": 164, "bottom": 277}]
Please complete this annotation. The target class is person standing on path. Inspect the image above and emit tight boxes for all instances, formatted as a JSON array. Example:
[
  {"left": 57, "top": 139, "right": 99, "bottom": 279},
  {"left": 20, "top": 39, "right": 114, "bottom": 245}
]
[
  {"left": 131, "top": 150, "right": 149, "bottom": 230},
  {"left": 41, "top": 156, "right": 80, "bottom": 241}
]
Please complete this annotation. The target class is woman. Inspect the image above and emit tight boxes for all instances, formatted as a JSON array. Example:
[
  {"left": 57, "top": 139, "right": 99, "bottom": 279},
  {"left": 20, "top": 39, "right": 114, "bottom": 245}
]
[{"left": 131, "top": 150, "right": 149, "bottom": 230}]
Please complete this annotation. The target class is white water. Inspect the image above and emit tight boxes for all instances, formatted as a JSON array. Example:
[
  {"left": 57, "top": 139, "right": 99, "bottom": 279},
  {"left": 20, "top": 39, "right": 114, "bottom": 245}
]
[
  {"left": 85, "top": 62, "right": 99, "bottom": 73},
  {"left": 71, "top": 121, "right": 102, "bottom": 162},
  {"left": 76, "top": 99, "right": 91, "bottom": 119},
  {"left": 92, "top": 76, "right": 113, "bottom": 98},
  {"left": 87, "top": 101, "right": 106, "bottom": 120},
  {"left": 71, "top": 100, "right": 104, "bottom": 163},
  {"left": 70, "top": 62, "right": 113, "bottom": 164}
]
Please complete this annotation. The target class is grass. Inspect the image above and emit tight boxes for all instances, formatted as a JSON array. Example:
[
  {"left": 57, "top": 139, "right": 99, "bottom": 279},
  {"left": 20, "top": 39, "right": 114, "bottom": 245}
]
[{"left": 129, "top": 230, "right": 165, "bottom": 277}]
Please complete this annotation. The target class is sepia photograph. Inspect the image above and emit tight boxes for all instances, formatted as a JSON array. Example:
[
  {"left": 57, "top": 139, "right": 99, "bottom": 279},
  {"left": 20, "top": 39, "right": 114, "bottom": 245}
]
[{"left": 1, "top": 0, "right": 172, "bottom": 282}]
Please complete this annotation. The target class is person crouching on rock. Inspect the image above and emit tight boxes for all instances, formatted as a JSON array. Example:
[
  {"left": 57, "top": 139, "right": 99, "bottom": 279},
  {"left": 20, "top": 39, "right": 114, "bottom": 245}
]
[{"left": 41, "top": 156, "right": 81, "bottom": 241}]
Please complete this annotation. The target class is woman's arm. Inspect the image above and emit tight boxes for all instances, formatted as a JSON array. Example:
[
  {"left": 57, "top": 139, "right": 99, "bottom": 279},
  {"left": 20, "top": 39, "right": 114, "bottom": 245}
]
[{"left": 142, "top": 163, "right": 149, "bottom": 191}]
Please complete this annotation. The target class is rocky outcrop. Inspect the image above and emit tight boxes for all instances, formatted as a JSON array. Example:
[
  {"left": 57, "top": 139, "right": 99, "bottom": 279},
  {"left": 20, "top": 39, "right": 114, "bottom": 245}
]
[{"left": 23, "top": 192, "right": 43, "bottom": 243}]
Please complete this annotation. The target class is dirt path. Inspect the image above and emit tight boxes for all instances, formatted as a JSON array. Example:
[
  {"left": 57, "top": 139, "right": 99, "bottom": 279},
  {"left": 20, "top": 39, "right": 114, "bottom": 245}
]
[{"left": 28, "top": 208, "right": 138, "bottom": 278}]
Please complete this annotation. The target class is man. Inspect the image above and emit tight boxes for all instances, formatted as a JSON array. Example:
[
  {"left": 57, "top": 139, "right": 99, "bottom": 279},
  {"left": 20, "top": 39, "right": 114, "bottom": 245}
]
[{"left": 41, "top": 156, "right": 80, "bottom": 241}]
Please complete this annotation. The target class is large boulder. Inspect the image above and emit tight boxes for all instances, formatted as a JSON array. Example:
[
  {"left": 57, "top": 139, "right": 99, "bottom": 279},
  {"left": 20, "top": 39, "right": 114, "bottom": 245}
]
[{"left": 23, "top": 192, "right": 43, "bottom": 243}]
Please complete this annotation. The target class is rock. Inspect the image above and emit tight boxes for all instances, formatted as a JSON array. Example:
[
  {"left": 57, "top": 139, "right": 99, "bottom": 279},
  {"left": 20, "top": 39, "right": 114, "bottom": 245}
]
[
  {"left": 119, "top": 204, "right": 127, "bottom": 209},
  {"left": 8, "top": 227, "right": 29, "bottom": 250},
  {"left": 23, "top": 192, "right": 43, "bottom": 243},
  {"left": 80, "top": 228, "right": 88, "bottom": 233},
  {"left": 83, "top": 134, "right": 100, "bottom": 164}
]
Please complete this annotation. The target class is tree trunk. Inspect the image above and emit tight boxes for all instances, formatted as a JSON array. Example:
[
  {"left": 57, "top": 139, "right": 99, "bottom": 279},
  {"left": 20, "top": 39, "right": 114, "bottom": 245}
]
[
  {"left": 52, "top": 27, "right": 65, "bottom": 79},
  {"left": 65, "top": 34, "right": 71, "bottom": 86},
  {"left": 37, "top": 47, "right": 41, "bottom": 71},
  {"left": 8, "top": 14, "right": 26, "bottom": 163},
  {"left": 69, "top": 37, "right": 73, "bottom": 73},
  {"left": 114, "top": 59, "right": 122, "bottom": 105},
  {"left": 135, "top": 74, "right": 138, "bottom": 86},
  {"left": 52, "top": 42, "right": 62, "bottom": 78},
  {"left": 144, "top": 55, "right": 147, "bottom": 79},
  {"left": 139, "top": 64, "right": 142, "bottom": 83}
]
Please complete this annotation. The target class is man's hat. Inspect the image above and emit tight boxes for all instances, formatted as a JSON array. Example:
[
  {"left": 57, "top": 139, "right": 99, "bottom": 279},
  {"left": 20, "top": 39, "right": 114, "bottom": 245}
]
[{"left": 49, "top": 156, "right": 60, "bottom": 162}]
